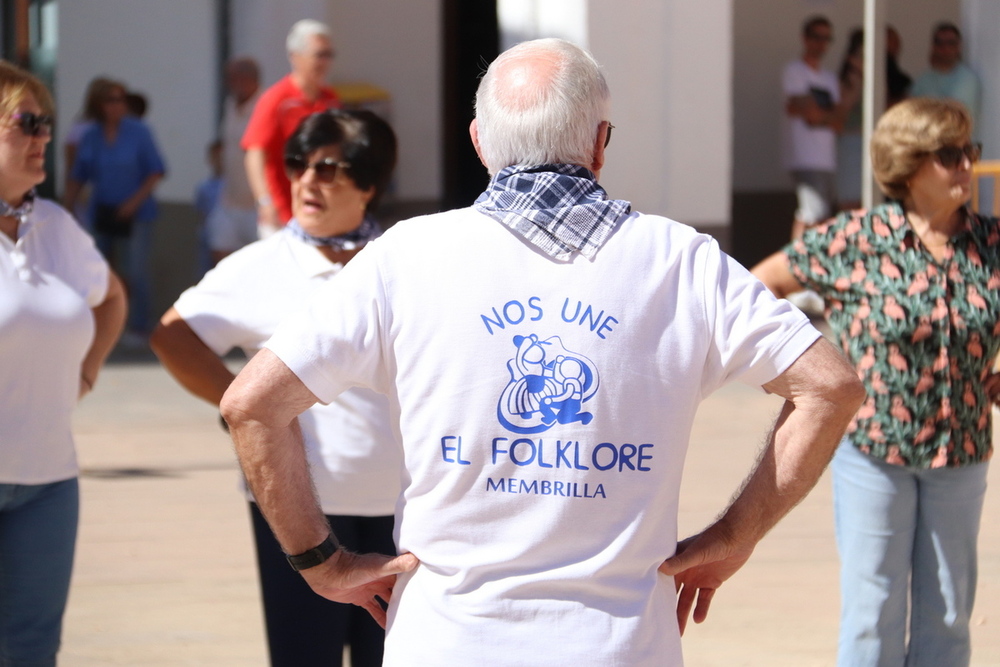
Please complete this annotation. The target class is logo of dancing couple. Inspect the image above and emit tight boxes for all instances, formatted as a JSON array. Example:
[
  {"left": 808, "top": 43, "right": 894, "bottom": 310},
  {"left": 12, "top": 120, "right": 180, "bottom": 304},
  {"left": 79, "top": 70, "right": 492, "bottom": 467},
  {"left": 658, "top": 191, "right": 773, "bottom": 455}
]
[{"left": 497, "top": 334, "right": 600, "bottom": 434}]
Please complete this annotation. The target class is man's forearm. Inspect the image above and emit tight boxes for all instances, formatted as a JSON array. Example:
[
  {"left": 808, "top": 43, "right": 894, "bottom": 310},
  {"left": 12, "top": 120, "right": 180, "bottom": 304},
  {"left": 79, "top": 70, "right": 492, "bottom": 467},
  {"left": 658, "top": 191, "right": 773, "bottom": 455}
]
[
  {"left": 718, "top": 341, "right": 864, "bottom": 547},
  {"left": 221, "top": 349, "right": 329, "bottom": 555}
]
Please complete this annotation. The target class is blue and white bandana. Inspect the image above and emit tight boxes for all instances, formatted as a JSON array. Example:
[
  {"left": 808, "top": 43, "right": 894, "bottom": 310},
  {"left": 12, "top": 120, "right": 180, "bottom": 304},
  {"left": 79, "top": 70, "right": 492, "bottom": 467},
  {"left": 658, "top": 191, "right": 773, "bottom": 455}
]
[
  {"left": 285, "top": 214, "right": 382, "bottom": 250},
  {"left": 473, "top": 164, "right": 631, "bottom": 260}
]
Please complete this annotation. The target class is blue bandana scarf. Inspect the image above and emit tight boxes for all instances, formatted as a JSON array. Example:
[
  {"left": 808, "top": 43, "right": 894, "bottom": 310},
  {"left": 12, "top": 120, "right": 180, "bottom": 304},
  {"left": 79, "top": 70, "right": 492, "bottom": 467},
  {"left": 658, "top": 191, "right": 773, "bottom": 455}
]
[
  {"left": 285, "top": 214, "right": 382, "bottom": 250},
  {"left": 473, "top": 164, "right": 631, "bottom": 260}
]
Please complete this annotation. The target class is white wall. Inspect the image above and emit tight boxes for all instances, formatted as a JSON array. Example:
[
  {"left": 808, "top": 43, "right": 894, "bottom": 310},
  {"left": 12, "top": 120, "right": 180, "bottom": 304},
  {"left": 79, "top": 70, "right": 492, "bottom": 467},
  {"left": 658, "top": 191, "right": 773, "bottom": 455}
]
[
  {"left": 56, "top": 0, "right": 218, "bottom": 202},
  {"left": 733, "top": 0, "right": 961, "bottom": 192},
  {"left": 229, "top": 0, "right": 442, "bottom": 202},
  {"left": 591, "top": 0, "right": 732, "bottom": 225}
]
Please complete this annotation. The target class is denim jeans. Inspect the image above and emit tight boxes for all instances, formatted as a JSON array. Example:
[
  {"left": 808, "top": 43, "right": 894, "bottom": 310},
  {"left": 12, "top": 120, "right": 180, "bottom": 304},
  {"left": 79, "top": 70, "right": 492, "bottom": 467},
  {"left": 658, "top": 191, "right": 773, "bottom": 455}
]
[
  {"left": 96, "top": 220, "right": 153, "bottom": 333},
  {"left": 0, "top": 478, "right": 79, "bottom": 667},
  {"left": 832, "top": 440, "right": 988, "bottom": 667}
]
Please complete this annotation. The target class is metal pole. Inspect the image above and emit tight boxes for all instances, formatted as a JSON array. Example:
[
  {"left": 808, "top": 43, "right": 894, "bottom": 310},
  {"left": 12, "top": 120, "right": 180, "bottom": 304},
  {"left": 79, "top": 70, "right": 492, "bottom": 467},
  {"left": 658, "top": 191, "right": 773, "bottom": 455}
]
[{"left": 862, "top": 0, "right": 887, "bottom": 209}]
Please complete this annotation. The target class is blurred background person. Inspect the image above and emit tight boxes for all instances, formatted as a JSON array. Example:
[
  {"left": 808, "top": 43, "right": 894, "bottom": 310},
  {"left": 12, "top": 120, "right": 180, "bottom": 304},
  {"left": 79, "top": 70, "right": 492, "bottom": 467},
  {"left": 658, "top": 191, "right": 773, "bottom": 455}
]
[
  {"left": 0, "top": 61, "right": 126, "bottom": 666},
  {"left": 836, "top": 28, "right": 865, "bottom": 211},
  {"left": 752, "top": 98, "right": 997, "bottom": 667},
  {"left": 62, "top": 76, "right": 112, "bottom": 230},
  {"left": 64, "top": 78, "right": 166, "bottom": 345},
  {"left": 911, "top": 22, "right": 981, "bottom": 130},
  {"left": 194, "top": 139, "right": 224, "bottom": 276},
  {"left": 151, "top": 109, "right": 399, "bottom": 667},
  {"left": 242, "top": 19, "right": 340, "bottom": 237},
  {"left": 207, "top": 57, "right": 260, "bottom": 265}
]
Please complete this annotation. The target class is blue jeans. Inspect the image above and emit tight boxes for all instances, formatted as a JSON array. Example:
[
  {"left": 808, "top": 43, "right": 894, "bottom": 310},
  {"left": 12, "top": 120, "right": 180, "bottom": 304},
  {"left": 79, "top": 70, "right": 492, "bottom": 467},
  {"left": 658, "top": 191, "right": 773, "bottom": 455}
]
[
  {"left": 0, "top": 478, "right": 79, "bottom": 667},
  {"left": 833, "top": 440, "right": 988, "bottom": 667},
  {"left": 96, "top": 220, "right": 153, "bottom": 333}
]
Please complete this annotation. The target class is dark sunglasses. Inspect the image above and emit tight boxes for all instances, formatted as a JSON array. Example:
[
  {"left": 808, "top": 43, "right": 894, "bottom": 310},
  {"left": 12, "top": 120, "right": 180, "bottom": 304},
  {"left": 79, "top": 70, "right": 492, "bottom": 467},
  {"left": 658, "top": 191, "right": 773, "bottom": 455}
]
[
  {"left": 284, "top": 156, "right": 350, "bottom": 183},
  {"left": 930, "top": 143, "right": 982, "bottom": 169},
  {"left": 12, "top": 111, "right": 54, "bottom": 137},
  {"left": 604, "top": 122, "right": 615, "bottom": 148}
]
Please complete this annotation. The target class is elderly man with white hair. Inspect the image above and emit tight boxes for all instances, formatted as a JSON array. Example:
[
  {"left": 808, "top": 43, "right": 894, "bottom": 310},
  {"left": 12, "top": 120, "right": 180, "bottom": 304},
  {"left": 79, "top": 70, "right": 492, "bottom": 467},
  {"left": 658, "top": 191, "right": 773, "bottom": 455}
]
[
  {"left": 242, "top": 19, "right": 340, "bottom": 235},
  {"left": 222, "top": 38, "right": 864, "bottom": 666}
]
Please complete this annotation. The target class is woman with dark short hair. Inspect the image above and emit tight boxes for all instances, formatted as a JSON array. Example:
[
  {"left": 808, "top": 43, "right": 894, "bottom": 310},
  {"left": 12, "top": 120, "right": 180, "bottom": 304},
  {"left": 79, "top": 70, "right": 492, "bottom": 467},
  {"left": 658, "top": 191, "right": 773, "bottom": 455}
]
[
  {"left": 151, "top": 109, "right": 399, "bottom": 667},
  {"left": 753, "top": 97, "right": 997, "bottom": 666}
]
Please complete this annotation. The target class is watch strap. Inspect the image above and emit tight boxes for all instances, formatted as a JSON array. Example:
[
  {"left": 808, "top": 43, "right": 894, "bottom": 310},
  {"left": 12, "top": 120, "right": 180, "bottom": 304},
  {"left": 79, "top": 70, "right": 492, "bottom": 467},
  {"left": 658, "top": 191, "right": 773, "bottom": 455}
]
[{"left": 285, "top": 533, "right": 339, "bottom": 571}]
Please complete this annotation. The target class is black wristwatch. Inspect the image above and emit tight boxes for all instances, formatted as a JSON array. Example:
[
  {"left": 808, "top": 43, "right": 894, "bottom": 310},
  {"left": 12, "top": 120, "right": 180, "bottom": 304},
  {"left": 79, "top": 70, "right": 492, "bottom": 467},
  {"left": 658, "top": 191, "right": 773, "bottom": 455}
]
[{"left": 285, "top": 534, "right": 339, "bottom": 571}]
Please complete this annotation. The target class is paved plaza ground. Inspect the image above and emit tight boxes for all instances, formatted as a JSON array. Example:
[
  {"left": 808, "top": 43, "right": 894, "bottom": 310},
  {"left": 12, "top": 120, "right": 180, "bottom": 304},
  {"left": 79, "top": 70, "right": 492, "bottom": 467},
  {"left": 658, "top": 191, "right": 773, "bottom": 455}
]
[{"left": 61, "top": 357, "right": 1000, "bottom": 666}]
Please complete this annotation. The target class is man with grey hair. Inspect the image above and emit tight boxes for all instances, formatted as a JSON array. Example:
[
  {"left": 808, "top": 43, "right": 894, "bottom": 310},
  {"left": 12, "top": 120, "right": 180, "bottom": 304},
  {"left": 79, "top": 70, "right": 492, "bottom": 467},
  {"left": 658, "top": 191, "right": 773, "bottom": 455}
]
[
  {"left": 222, "top": 38, "right": 863, "bottom": 665},
  {"left": 242, "top": 19, "right": 339, "bottom": 235}
]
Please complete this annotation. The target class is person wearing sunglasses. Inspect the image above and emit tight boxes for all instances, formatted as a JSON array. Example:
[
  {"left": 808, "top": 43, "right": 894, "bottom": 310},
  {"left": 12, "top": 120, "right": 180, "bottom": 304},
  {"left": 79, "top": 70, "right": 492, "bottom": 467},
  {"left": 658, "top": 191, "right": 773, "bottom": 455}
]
[
  {"left": 150, "top": 109, "right": 399, "bottom": 667},
  {"left": 0, "top": 61, "right": 127, "bottom": 666},
  {"left": 64, "top": 78, "right": 166, "bottom": 345},
  {"left": 752, "top": 97, "right": 998, "bottom": 666}
]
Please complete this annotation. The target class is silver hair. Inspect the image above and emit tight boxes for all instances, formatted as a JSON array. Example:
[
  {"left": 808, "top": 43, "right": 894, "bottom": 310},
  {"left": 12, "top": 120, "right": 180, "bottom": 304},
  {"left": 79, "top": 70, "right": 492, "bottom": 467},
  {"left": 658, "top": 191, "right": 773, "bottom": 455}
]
[
  {"left": 286, "top": 19, "right": 332, "bottom": 54},
  {"left": 474, "top": 38, "right": 610, "bottom": 175}
]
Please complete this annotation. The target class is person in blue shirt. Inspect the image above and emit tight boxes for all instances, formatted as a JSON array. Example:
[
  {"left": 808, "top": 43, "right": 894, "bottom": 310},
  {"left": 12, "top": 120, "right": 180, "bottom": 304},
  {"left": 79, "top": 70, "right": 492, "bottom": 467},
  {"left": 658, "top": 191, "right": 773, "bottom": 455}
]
[{"left": 65, "top": 79, "right": 166, "bottom": 341}]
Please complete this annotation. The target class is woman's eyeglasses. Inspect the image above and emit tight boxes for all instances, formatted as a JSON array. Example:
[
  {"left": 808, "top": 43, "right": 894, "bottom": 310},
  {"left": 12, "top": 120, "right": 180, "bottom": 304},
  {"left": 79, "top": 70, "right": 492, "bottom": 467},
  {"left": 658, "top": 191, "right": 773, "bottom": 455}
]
[
  {"left": 284, "top": 156, "right": 350, "bottom": 184},
  {"left": 931, "top": 143, "right": 982, "bottom": 169},
  {"left": 12, "top": 112, "right": 54, "bottom": 137}
]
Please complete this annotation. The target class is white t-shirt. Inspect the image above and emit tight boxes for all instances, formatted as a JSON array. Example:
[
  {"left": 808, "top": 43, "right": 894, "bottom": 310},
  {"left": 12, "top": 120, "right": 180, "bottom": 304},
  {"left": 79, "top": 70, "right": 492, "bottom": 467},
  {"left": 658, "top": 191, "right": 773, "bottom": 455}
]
[
  {"left": 782, "top": 59, "right": 840, "bottom": 172},
  {"left": 0, "top": 199, "right": 109, "bottom": 484},
  {"left": 265, "top": 208, "right": 821, "bottom": 666},
  {"left": 173, "top": 230, "right": 400, "bottom": 516}
]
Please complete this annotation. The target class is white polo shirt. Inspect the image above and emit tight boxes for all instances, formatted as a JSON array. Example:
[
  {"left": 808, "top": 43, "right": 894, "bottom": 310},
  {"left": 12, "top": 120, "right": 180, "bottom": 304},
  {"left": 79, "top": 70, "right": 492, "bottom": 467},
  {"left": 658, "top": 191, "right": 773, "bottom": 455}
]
[
  {"left": 174, "top": 230, "right": 400, "bottom": 516},
  {"left": 0, "top": 199, "right": 108, "bottom": 484},
  {"left": 266, "top": 208, "right": 821, "bottom": 666}
]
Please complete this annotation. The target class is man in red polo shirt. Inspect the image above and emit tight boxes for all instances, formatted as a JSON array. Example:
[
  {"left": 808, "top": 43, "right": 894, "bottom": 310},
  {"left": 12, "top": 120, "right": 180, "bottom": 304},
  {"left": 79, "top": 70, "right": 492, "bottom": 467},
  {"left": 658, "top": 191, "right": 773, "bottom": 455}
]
[{"left": 243, "top": 19, "right": 341, "bottom": 235}]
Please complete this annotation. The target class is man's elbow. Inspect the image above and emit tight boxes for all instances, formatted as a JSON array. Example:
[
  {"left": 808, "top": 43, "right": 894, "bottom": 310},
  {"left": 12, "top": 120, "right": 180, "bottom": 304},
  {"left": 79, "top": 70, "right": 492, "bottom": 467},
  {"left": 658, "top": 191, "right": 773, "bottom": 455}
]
[
  {"left": 220, "top": 381, "right": 256, "bottom": 434},
  {"left": 826, "top": 366, "right": 866, "bottom": 418}
]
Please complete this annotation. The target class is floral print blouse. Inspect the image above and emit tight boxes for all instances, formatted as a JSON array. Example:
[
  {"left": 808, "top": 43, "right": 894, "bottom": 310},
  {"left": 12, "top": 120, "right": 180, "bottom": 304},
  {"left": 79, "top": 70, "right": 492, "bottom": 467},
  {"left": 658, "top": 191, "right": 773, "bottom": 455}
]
[{"left": 785, "top": 201, "right": 1000, "bottom": 468}]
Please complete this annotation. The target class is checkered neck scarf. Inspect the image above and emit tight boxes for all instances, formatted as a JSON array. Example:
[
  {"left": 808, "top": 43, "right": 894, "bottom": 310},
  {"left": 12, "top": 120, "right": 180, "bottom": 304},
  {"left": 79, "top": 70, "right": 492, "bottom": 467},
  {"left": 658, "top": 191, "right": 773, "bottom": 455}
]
[
  {"left": 0, "top": 189, "right": 35, "bottom": 228},
  {"left": 285, "top": 214, "right": 381, "bottom": 250},
  {"left": 473, "top": 164, "right": 631, "bottom": 260}
]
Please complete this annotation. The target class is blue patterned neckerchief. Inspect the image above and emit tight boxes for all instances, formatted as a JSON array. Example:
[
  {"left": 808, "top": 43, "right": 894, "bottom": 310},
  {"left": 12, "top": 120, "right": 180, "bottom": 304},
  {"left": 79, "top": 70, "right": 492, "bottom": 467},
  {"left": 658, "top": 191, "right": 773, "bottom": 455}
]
[
  {"left": 285, "top": 214, "right": 381, "bottom": 250},
  {"left": 473, "top": 164, "right": 631, "bottom": 260},
  {"left": 0, "top": 189, "right": 35, "bottom": 230}
]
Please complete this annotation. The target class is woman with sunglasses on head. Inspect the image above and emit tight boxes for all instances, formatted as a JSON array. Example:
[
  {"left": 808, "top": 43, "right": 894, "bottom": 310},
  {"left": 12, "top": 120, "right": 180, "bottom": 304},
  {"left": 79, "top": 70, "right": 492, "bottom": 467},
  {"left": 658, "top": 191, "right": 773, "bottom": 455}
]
[
  {"left": 752, "top": 97, "right": 998, "bottom": 666},
  {"left": 150, "top": 109, "right": 399, "bottom": 667},
  {"left": 63, "top": 78, "right": 166, "bottom": 345},
  {"left": 0, "top": 61, "right": 127, "bottom": 665}
]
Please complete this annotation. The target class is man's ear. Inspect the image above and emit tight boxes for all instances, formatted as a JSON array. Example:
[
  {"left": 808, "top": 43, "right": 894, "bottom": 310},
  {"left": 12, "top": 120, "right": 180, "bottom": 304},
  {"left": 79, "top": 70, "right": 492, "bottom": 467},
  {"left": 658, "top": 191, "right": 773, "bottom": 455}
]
[
  {"left": 590, "top": 121, "right": 608, "bottom": 176},
  {"left": 470, "top": 119, "right": 488, "bottom": 168}
]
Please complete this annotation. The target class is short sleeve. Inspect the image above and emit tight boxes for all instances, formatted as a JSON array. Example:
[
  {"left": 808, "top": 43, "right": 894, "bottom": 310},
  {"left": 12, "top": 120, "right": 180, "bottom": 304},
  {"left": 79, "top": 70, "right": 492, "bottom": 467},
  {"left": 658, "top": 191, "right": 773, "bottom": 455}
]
[
  {"left": 699, "top": 237, "right": 822, "bottom": 393},
  {"left": 173, "top": 258, "right": 259, "bottom": 356},
  {"left": 137, "top": 124, "right": 167, "bottom": 176},
  {"left": 783, "top": 63, "right": 807, "bottom": 96},
  {"left": 783, "top": 213, "right": 855, "bottom": 298},
  {"left": 264, "top": 246, "right": 389, "bottom": 403}
]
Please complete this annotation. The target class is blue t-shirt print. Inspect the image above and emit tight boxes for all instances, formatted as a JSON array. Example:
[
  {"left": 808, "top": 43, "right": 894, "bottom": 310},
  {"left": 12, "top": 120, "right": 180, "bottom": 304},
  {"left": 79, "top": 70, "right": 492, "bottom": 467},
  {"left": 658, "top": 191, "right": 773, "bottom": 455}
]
[{"left": 497, "top": 334, "right": 600, "bottom": 434}]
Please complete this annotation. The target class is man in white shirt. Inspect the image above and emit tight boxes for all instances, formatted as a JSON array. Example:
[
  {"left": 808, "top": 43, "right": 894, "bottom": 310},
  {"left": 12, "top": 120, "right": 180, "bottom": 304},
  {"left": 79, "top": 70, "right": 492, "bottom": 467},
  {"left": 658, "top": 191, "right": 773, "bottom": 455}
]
[
  {"left": 783, "top": 16, "right": 857, "bottom": 240},
  {"left": 222, "top": 38, "right": 864, "bottom": 666}
]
